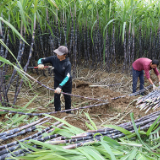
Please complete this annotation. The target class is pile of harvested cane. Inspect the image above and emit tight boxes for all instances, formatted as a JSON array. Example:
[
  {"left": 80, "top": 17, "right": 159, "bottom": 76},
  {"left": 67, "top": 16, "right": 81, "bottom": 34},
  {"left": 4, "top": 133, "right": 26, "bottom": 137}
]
[
  {"left": 136, "top": 88, "right": 160, "bottom": 113},
  {"left": 0, "top": 111, "right": 160, "bottom": 159},
  {"left": 0, "top": 118, "right": 64, "bottom": 160}
]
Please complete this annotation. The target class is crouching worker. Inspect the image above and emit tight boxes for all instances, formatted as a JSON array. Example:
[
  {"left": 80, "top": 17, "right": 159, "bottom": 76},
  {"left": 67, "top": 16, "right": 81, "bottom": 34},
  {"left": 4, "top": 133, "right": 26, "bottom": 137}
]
[
  {"left": 38, "top": 46, "right": 72, "bottom": 113},
  {"left": 132, "top": 57, "right": 160, "bottom": 93}
]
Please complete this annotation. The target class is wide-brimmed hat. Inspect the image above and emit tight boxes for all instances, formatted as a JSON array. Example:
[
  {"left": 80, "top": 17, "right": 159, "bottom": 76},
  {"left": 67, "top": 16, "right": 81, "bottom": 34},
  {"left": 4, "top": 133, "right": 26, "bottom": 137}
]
[{"left": 54, "top": 46, "right": 68, "bottom": 56}]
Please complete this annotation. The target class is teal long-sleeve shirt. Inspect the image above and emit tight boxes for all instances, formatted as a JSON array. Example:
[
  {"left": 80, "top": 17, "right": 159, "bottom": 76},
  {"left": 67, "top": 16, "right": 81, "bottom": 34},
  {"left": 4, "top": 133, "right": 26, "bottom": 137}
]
[{"left": 38, "top": 56, "right": 71, "bottom": 88}]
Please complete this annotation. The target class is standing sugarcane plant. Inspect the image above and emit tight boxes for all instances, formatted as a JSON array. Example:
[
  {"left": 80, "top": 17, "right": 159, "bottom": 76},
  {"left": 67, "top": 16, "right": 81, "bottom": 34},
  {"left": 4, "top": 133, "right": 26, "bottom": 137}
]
[
  {"left": 128, "top": 22, "right": 131, "bottom": 74},
  {"left": 13, "top": 14, "right": 37, "bottom": 104},
  {"left": 122, "top": 22, "right": 127, "bottom": 72},
  {"left": 105, "top": 27, "right": 110, "bottom": 71},
  {"left": 63, "top": 9, "right": 67, "bottom": 47},
  {"left": 72, "top": 5, "right": 77, "bottom": 78},
  {"left": 0, "top": 16, "right": 5, "bottom": 105},
  {"left": 112, "top": 21, "right": 116, "bottom": 67},
  {"left": 149, "top": 27, "right": 152, "bottom": 59},
  {"left": 131, "top": 26, "right": 135, "bottom": 64},
  {"left": 83, "top": 24, "right": 88, "bottom": 67},
  {"left": 96, "top": 13, "right": 101, "bottom": 68},
  {"left": 69, "top": 8, "right": 74, "bottom": 64},
  {"left": 158, "top": 21, "right": 160, "bottom": 60}
]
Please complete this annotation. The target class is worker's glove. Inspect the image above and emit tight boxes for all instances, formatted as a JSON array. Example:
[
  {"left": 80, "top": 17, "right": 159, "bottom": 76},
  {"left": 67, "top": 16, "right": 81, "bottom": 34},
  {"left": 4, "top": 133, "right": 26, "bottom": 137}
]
[
  {"left": 38, "top": 64, "right": 44, "bottom": 70},
  {"left": 55, "top": 87, "right": 61, "bottom": 94},
  {"left": 153, "top": 84, "right": 157, "bottom": 91}
]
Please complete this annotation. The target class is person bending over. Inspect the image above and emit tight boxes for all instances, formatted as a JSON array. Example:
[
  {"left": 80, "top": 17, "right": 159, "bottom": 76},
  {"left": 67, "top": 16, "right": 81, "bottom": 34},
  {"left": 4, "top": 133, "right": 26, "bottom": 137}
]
[{"left": 132, "top": 57, "right": 160, "bottom": 93}]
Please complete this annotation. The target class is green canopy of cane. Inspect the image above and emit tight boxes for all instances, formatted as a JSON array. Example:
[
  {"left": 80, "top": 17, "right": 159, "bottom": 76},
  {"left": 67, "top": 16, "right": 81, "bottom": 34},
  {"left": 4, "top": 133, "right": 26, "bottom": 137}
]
[
  {"left": 1, "top": 0, "right": 160, "bottom": 41},
  {"left": 1, "top": 0, "right": 160, "bottom": 73},
  {"left": 0, "top": 0, "right": 160, "bottom": 64}
]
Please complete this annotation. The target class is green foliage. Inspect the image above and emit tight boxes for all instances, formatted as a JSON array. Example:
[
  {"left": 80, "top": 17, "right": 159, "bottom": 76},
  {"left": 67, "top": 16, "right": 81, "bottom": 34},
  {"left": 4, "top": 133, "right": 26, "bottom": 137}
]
[{"left": 6, "top": 111, "right": 159, "bottom": 160}]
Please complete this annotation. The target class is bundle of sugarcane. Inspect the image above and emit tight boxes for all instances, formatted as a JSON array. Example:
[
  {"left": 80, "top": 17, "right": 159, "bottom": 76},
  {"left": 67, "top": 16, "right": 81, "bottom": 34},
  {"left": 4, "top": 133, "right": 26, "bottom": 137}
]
[
  {"left": 0, "top": 133, "right": 62, "bottom": 159},
  {"left": 136, "top": 88, "right": 160, "bottom": 113},
  {"left": 0, "top": 121, "right": 64, "bottom": 158},
  {"left": 63, "top": 121, "right": 154, "bottom": 150},
  {"left": 1, "top": 119, "right": 154, "bottom": 160},
  {"left": 0, "top": 121, "right": 61, "bottom": 150},
  {"left": 45, "top": 111, "right": 160, "bottom": 148},
  {"left": 0, "top": 118, "right": 50, "bottom": 143},
  {"left": 1, "top": 111, "right": 160, "bottom": 159},
  {"left": 0, "top": 117, "right": 46, "bottom": 137}
]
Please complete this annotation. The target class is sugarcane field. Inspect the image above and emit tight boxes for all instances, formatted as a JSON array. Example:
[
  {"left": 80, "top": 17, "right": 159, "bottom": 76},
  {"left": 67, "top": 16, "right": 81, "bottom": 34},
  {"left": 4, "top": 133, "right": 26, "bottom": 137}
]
[{"left": 1, "top": 0, "right": 160, "bottom": 159}]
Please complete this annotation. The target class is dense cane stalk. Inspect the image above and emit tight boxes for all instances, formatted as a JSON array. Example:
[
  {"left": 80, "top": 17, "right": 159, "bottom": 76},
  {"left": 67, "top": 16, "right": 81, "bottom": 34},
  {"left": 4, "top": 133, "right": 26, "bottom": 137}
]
[
  {"left": 13, "top": 15, "right": 37, "bottom": 104},
  {"left": 123, "top": 24, "right": 127, "bottom": 72},
  {"left": 73, "top": 6, "right": 77, "bottom": 78}
]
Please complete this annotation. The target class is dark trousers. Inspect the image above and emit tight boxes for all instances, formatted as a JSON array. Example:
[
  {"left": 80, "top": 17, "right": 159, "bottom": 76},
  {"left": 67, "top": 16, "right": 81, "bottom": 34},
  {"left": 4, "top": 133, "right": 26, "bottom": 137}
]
[
  {"left": 54, "top": 79, "right": 72, "bottom": 112},
  {"left": 132, "top": 67, "right": 144, "bottom": 93}
]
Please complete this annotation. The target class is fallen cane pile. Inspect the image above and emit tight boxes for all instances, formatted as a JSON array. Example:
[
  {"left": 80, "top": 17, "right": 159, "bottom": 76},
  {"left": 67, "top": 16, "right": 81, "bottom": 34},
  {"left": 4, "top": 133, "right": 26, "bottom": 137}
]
[
  {"left": 0, "top": 111, "right": 160, "bottom": 159},
  {"left": 136, "top": 87, "right": 160, "bottom": 114},
  {"left": 0, "top": 118, "right": 64, "bottom": 160}
]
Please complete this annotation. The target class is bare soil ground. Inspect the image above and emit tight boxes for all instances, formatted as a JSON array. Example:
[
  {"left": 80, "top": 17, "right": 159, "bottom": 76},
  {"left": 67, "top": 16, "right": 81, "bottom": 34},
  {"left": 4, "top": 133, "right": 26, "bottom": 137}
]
[{"left": 0, "top": 66, "right": 160, "bottom": 144}]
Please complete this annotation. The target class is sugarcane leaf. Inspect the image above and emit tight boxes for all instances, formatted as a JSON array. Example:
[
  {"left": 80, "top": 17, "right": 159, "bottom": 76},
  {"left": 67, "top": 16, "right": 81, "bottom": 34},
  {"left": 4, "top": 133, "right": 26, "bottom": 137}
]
[
  {"left": 130, "top": 113, "right": 152, "bottom": 152},
  {"left": 120, "top": 150, "right": 133, "bottom": 160},
  {"left": 146, "top": 115, "right": 160, "bottom": 136},
  {"left": 34, "top": 152, "right": 68, "bottom": 160},
  {"left": 136, "top": 153, "right": 155, "bottom": 160},
  {"left": 124, "top": 131, "right": 146, "bottom": 139},
  {"left": 19, "top": 141, "right": 39, "bottom": 152},
  {"left": 103, "top": 124, "right": 131, "bottom": 135},
  {"left": 84, "top": 112, "right": 97, "bottom": 130},
  {"left": 127, "top": 148, "right": 138, "bottom": 160},
  {"left": 100, "top": 138, "right": 116, "bottom": 160},
  {"left": 97, "top": 145, "right": 123, "bottom": 158},
  {"left": 151, "top": 143, "right": 160, "bottom": 150},
  {"left": 77, "top": 147, "right": 105, "bottom": 160},
  {"left": 0, "top": 62, "right": 5, "bottom": 67},
  {"left": 0, "top": 105, "right": 25, "bottom": 112},
  {"left": 29, "top": 139, "right": 81, "bottom": 155},
  {"left": 7, "top": 110, "right": 34, "bottom": 128},
  {"left": 0, "top": 57, "right": 29, "bottom": 84},
  {"left": 85, "top": 121, "right": 95, "bottom": 130},
  {"left": 103, "top": 136, "right": 120, "bottom": 146},
  {"left": 103, "top": 19, "right": 115, "bottom": 37},
  {"left": 118, "top": 139, "right": 142, "bottom": 147},
  {"left": 65, "top": 155, "right": 87, "bottom": 160},
  {"left": 8, "top": 115, "right": 28, "bottom": 128},
  {"left": 52, "top": 128, "right": 74, "bottom": 137},
  {"left": 47, "top": 0, "right": 59, "bottom": 9},
  {"left": 17, "top": 1, "right": 26, "bottom": 27},
  {"left": 151, "top": 126, "right": 160, "bottom": 134},
  {"left": 0, "top": 55, "right": 13, "bottom": 65},
  {"left": 0, "top": 17, "right": 28, "bottom": 45},
  {"left": 44, "top": 114, "right": 84, "bottom": 134},
  {"left": 23, "top": 95, "right": 39, "bottom": 110},
  {"left": 91, "top": 20, "right": 97, "bottom": 43},
  {"left": 44, "top": 98, "right": 54, "bottom": 108}
]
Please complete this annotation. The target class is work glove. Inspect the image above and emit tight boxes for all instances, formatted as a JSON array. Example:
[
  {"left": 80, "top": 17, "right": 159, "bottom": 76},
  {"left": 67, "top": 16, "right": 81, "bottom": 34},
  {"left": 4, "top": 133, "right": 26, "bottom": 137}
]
[
  {"left": 153, "top": 84, "right": 157, "bottom": 91},
  {"left": 55, "top": 87, "right": 61, "bottom": 94},
  {"left": 38, "top": 64, "right": 44, "bottom": 70}
]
